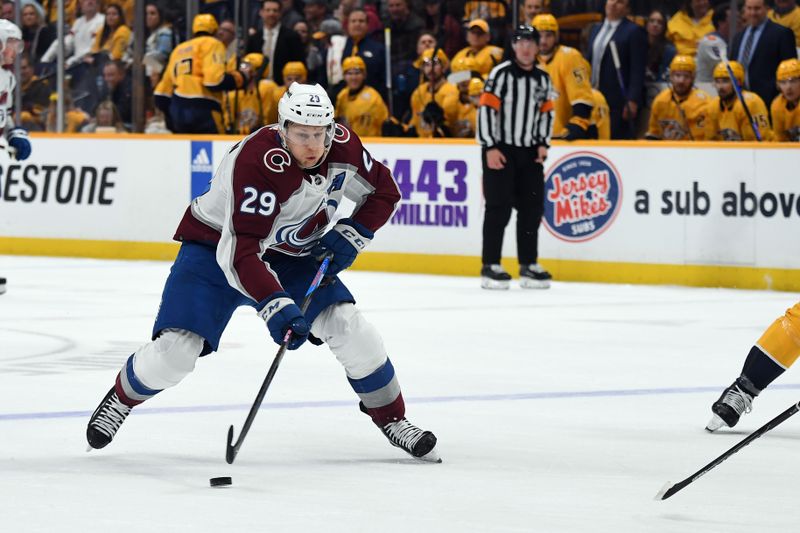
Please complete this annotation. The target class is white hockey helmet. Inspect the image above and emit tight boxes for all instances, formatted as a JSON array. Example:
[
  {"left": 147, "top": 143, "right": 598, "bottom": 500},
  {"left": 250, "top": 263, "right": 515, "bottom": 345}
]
[
  {"left": 0, "top": 19, "right": 22, "bottom": 53},
  {"left": 278, "top": 82, "right": 335, "bottom": 147}
]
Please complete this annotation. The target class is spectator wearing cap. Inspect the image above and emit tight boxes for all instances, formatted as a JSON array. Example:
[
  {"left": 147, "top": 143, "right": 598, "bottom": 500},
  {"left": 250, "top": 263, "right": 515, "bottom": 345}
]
[
  {"left": 705, "top": 60, "right": 772, "bottom": 141},
  {"left": 422, "top": 0, "right": 464, "bottom": 58},
  {"left": 316, "top": 18, "right": 348, "bottom": 89},
  {"left": 20, "top": 0, "right": 56, "bottom": 65},
  {"left": 246, "top": 0, "right": 305, "bottom": 85},
  {"left": 666, "top": 0, "right": 714, "bottom": 56},
  {"left": 769, "top": 0, "right": 800, "bottom": 49},
  {"left": 695, "top": 5, "right": 732, "bottom": 97},
  {"left": 451, "top": 19, "right": 503, "bottom": 78},
  {"left": 645, "top": 55, "right": 709, "bottom": 140},
  {"left": 335, "top": 55, "right": 389, "bottom": 137},
  {"left": 335, "top": 8, "right": 387, "bottom": 102},
  {"left": 408, "top": 47, "right": 459, "bottom": 137},
  {"left": 586, "top": 0, "right": 647, "bottom": 139},
  {"left": 771, "top": 59, "right": 800, "bottom": 141},
  {"left": 730, "top": 0, "right": 796, "bottom": 110}
]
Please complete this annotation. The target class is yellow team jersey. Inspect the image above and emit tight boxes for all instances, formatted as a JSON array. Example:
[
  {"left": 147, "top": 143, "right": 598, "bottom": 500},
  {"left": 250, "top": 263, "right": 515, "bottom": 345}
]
[
  {"left": 770, "top": 95, "right": 800, "bottom": 142},
  {"left": 590, "top": 89, "right": 610, "bottom": 140},
  {"left": 770, "top": 7, "right": 800, "bottom": 47},
  {"left": 335, "top": 85, "right": 389, "bottom": 138},
  {"left": 463, "top": 1, "right": 506, "bottom": 21},
  {"left": 537, "top": 45, "right": 594, "bottom": 137},
  {"left": 451, "top": 45, "right": 504, "bottom": 78},
  {"left": 409, "top": 81, "right": 460, "bottom": 138},
  {"left": 224, "top": 79, "right": 279, "bottom": 135},
  {"left": 646, "top": 87, "right": 710, "bottom": 140},
  {"left": 666, "top": 10, "right": 715, "bottom": 56},
  {"left": 92, "top": 25, "right": 132, "bottom": 61},
  {"left": 154, "top": 36, "right": 233, "bottom": 106},
  {"left": 453, "top": 100, "right": 478, "bottom": 138},
  {"left": 706, "top": 91, "right": 773, "bottom": 141}
]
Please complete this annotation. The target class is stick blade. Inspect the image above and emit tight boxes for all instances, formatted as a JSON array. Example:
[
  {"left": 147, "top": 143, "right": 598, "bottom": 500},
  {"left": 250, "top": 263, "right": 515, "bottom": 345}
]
[
  {"left": 225, "top": 425, "right": 237, "bottom": 465},
  {"left": 654, "top": 481, "right": 677, "bottom": 501}
]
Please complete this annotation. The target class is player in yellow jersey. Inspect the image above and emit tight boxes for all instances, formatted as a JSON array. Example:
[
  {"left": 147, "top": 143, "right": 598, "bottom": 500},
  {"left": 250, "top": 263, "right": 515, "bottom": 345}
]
[
  {"left": 769, "top": 0, "right": 800, "bottom": 47},
  {"left": 705, "top": 61, "right": 772, "bottom": 141},
  {"left": 334, "top": 56, "right": 389, "bottom": 138},
  {"left": 271, "top": 62, "right": 309, "bottom": 110},
  {"left": 450, "top": 19, "right": 504, "bottom": 78},
  {"left": 707, "top": 301, "right": 800, "bottom": 431},
  {"left": 589, "top": 88, "right": 610, "bottom": 140},
  {"left": 447, "top": 55, "right": 482, "bottom": 138},
  {"left": 223, "top": 53, "right": 279, "bottom": 135},
  {"left": 531, "top": 14, "right": 593, "bottom": 140},
  {"left": 646, "top": 55, "right": 710, "bottom": 140},
  {"left": 154, "top": 14, "right": 247, "bottom": 134},
  {"left": 409, "top": 48, "right": 460, "bottom": 138},
  {"left": 771, "top": 58, "right": 800, "bottom": 141}
]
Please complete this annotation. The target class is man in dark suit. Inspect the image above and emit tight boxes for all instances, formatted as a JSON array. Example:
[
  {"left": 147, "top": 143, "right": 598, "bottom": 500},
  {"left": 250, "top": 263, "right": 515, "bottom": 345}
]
[
  {"left": 730, "top": 0, "right": 796, "bottom": 110},
  {"left": 585, "top": 0, "right": 647, "bottom": 139},
  {"left": 246, "top": 0, "right": 304, "bottom": 86}
]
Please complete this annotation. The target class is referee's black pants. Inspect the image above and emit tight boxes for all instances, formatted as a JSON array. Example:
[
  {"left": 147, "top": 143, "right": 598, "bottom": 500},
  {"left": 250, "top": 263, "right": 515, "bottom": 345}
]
[{"left": 481, "top": 145, "right": 545, "bottom": 266}]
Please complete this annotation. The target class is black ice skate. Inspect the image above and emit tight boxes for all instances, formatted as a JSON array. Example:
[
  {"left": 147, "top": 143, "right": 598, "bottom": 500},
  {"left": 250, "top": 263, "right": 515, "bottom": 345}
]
[
  {"left": 705, "top": 378, "right": 757, "bottom": 432},
  {"left": 0, "top": 277, "right": 6, "bottom": 294},
  {"left": 86, "top": 387, "right": 133, "bottom": 450},
  {"left": 480, "top": 264, "right": 511, "bottom": 290},
  {"left": 379, "top": 418, "right": 441, "bottom": 462},
  {"left": 519, "top": 263, "right": 552, "bottom": 289}
]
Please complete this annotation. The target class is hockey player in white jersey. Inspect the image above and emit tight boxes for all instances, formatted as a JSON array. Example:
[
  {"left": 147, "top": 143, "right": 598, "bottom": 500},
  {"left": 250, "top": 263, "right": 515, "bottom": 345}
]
[
  {"left": 85, "top": 83, "right": 440, "bottom": 462},
  {"left": 0, "top": 19, "right": 33, "bottom": 295}
]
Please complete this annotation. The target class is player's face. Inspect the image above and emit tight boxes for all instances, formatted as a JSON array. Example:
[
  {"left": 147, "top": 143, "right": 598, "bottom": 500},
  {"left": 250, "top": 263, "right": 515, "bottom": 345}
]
[
  {"left": 1, "top": 37, "right": 22, "bottom": 66},
  {"left": 284, "top": 123, "right": 328, "bottom": 167},
  {"left": 778, "top": 78, "right": 800, "bottom": 102},
  {"left": 284, "top": 73, "right": 306, "bottom": 85},
  {"left": 538, "top": 31, "right": 557, "bottom": 55},
  {"left": 421, "top": 58, "right": 444, "bottom": 82},
  {"left": 344, "top": 68, "right": 365, "bottom": 90},
  {"left": 714, "top": 78, "right": 733, "bottom": 99},
  {"left": 466, "top": 28, "right": 489, "bottom": 48},
  {"left": 670, "top": 70, "right": 693, "bottom": 96}
]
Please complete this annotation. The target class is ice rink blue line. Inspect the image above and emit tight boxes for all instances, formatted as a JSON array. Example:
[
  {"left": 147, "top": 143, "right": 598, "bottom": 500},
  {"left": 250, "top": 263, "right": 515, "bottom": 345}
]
[{"left": 4, "top": 383, "right": 800, "bottom": 422}]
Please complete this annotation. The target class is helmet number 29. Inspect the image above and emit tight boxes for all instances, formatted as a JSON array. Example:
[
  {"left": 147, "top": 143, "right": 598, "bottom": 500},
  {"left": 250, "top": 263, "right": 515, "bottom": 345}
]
[{"left": 240, "top": 187, "right": 276, "bottom": 216}]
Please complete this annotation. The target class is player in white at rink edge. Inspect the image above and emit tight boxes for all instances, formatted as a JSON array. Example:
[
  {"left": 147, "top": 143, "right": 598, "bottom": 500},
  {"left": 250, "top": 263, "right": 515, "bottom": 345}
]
[
  {"left": 86, "top": 83, "right": 440, "bottom": 462},
  {"left": 0, "top": 19, "right": 33, "bottom": 296}
]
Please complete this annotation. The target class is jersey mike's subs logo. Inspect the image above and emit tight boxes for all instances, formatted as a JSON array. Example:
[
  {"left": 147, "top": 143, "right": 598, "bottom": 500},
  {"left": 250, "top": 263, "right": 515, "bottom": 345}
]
[{"left": 543, "top": 151, "right": 622, "bottom": 242}]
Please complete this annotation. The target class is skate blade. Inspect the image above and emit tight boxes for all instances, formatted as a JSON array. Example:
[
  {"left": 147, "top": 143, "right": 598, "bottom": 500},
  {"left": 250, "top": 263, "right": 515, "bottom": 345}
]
[
  {"left": 481, "top": 278, "right": 510, "bottom": 290},
  {"left": 705, "top": 413, "right": 726, "bottom": 433},
  {"left": 418, "top": 446, "right": 442, "bottom": 463},
  {"left": 519, "top": 278, "right": 550, "bottom": 289}
]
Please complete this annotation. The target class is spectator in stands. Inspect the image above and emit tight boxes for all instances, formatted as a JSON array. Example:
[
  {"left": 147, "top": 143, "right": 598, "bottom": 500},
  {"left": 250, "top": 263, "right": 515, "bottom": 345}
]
[
  {"left": 462, "top": 0, "right": 508, "bottom": 45},
  {"left": 771, "top": 58, "right": 800, "bottom": 141},
  {"left": 294, "top": 20, "right": 324, "bottom": 81},
  {"left": 643, "top": 8, "right": 675, "bottom": 134},
  {"left": 315, "top": 18, "right": 347, "bottom": 89},
  {"left": 387, "top": 0, "right": 424, "bottom": 117},
  {"left": 705, "top": 60, "right": 772, "bottom": 141},
  {"left": 451, "top": 19, "right": 503, "bottom": 78},
  {"left": 422, "top": 0, "right": 464, "bottom": 59},
  {"left": 645, "top": 55, "right": 709, "bottom": 140},
  {"left": 334, "top": 55, "right": 388, "bottom": 137},
  {"left": 99, "top": 59, "right": 132, "bottom": 125},
  {"left": 87, "top": 3, "right": 132, "bottom": 64},
  {"left": 45, "top": 91, "right": 89, "bottom": 132},
  {"left": 303, "top": 0, "right": 334, "bottom": 34},
  {"left": 143, "top": 2, "right": 176, "bottom": 88},
  {"left": 731, "top": 0, "right": 796, "bottom": 109},
  {"left": 41, "top": 0, "right": 104, "bottom": 69},
  {"left": 223, "top": 52, "right": 278, "bottom": 134},
  {"left": 19, "top": 53, "right": 49, "bottom": 130},
  {"left": 82, "top": 100, "right": 127, "bottom": 133},
  {"left": 695, "top": 4, "right": 731, "bottom": 96},
  {"left": 281, "top": 0, "right": 304, "bottom": 29},
  {"left": 42, "top": 0, "right": 78, "bottom": 26},
  {"left": 408, "top": 47, "right": 459, "bottom": 137},
  {"left": 586, "top": 0, "right": 647, "bottom": 139},
  {"left": 21, "top": 0, "right": 55, "bottom": 66},
  {"left": 666, "top": 0, "right": 713, "bottom": 56},
  {"left": 769, "top": 0, "right": 800, "bottom": 48},
  {"left": 246, "top": 0, "right": 304, "bottom": 85},
  {"left": 522, "top": 0, "right": 550, "bottom": 23},
  {"left": 339, "top": 8, "right": 386, "bottom": 98},
  {"left": 217, "top": 19, "right": 238, "bottom": 67},
  {"left": 1, "top": 0, "right": 14, "bottom": 20}
]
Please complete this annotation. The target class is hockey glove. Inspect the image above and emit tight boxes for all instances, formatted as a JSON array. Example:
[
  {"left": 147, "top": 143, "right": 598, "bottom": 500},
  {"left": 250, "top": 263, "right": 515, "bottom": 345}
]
[
  {"left": 563, "top": 122, "right": 589, "bottom": 141},
  {"left": 8, "top": 128, "right": 31, "bottom": 160},
  {"left": 310, "top": 218, "right": 374, "bottom": 276},
  {"left": 257, "top": 292, "right": 310, "bottom": 350}
]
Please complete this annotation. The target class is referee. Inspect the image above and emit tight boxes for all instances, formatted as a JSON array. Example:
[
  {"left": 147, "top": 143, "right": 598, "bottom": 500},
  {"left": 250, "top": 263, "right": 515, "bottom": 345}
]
[{"left": 477, "top": 24, "right": 555, "bottom": 290}]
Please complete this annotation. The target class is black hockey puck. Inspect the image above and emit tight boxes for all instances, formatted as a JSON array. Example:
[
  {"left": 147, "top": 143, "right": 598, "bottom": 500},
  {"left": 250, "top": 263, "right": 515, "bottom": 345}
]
[{"left": 209, "top": 476, "right": 232, "bottom": 487}]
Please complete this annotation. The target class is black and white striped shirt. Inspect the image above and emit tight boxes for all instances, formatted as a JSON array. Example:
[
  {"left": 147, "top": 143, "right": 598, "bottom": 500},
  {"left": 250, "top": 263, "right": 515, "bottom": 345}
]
[{"left": 477, "top": 60, "right": 555, "bottom": 148}]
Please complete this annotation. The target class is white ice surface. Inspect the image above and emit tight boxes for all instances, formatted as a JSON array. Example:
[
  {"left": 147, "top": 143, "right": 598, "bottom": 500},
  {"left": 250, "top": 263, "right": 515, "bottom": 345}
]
[{"left": 1, "top": 256, "right": 799, "bottom": 533}]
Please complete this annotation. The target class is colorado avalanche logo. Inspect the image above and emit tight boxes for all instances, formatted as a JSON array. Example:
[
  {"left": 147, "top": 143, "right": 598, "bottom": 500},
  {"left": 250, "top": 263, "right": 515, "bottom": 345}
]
[
  {"left": 273, "top": 201, "right": 331, "bottom": 255},
  {"left": 543, "top": 151, "right": 622, "bottom": 242},
  {"left": 333, "top": 123, "right": 351, "bottom": 143},
  {"left": 264, "top": 147, "right": 291, "bottom": 173}
]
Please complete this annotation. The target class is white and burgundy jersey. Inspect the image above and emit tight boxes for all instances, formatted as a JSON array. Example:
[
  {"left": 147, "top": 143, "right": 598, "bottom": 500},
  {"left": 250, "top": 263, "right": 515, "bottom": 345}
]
[
  {"left": 174, "top": 123, "right": 400, "bottom": 303},
  {"left": 0, "top": 67, "right": 16, "bottom": 134}
]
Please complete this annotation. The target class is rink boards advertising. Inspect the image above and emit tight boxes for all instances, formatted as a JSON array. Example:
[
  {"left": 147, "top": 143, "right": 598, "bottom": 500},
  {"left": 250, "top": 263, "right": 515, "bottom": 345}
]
[{"left": 0, "top": 134, "right": 798, "bottom": 291}]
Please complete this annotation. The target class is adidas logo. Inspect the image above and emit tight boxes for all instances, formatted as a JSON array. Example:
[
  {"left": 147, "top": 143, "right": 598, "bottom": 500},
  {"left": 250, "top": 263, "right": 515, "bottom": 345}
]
[{"left": 191, "top": 148, "right": 213, "bottom": 173}]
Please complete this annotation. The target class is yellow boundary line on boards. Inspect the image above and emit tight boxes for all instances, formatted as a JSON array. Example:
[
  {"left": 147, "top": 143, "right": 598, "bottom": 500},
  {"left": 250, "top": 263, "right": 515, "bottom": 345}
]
[{"left": 2, "top": 237, "right": 798, "bottom": 292}]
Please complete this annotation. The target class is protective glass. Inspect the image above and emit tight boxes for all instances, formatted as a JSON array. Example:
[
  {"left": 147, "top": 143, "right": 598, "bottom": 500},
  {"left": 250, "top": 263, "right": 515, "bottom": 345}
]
[
  {"left": 284, "top": 126, "right": 330, "bottom": 148},
  {"left": 2, "top": 38, "right": 23, "bottom": 57}
]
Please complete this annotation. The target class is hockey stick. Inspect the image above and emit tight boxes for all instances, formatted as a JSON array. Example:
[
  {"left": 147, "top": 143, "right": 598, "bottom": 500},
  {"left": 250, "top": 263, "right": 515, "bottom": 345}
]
[
  {"left": 384, "top": 27, "right": 394, "bottom": 117},
  {"left": 712, "top": 45, "right": 762, "bottom": 141},
  {"left": 225, "top": 255, "right": 332, "bottom": 464},
  {"left": 655, "top": 400, "right": 800, "bottom": 500},
  {"left": 608, "top": 41, "right": 637, "bottom": 139}
]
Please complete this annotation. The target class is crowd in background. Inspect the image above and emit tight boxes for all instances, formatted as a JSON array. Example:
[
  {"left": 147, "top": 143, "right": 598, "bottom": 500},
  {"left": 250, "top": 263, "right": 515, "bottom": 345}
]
[{"left": 12, "top": 0, "right": 800, "bottom": 140}]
